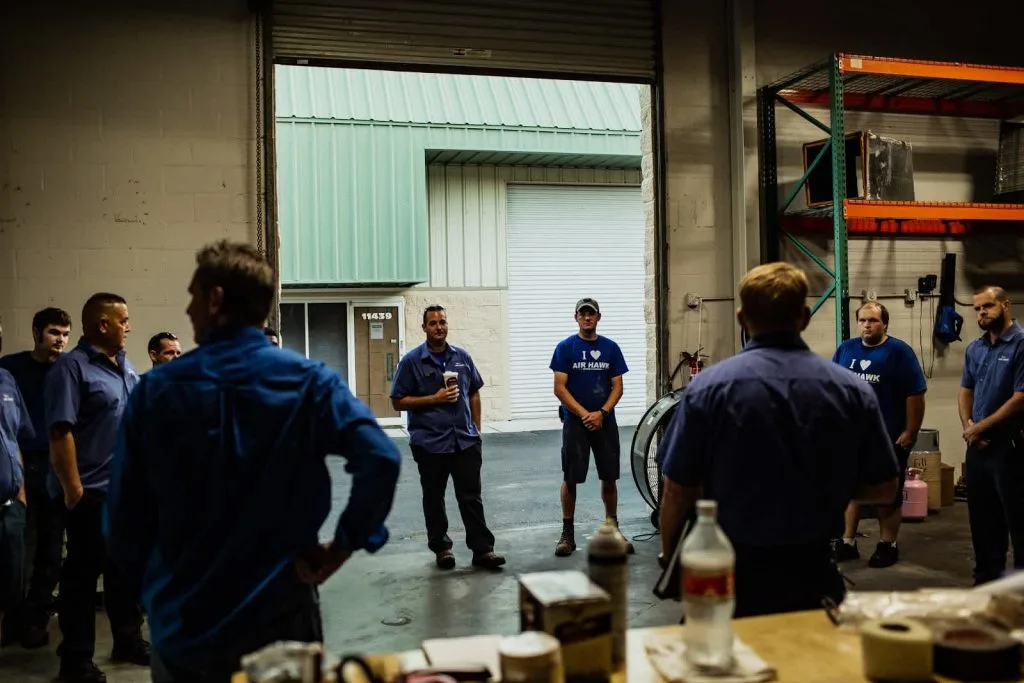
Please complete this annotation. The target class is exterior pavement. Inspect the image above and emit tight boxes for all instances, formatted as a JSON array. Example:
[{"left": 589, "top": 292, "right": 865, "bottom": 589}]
[{"left": 0, "top": 427, "right": 978, "bottom": 681}]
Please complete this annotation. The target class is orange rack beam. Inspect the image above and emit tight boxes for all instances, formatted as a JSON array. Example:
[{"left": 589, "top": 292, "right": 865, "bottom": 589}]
[
  {"left": 844, "top": 200, "right": 1024, "bottom": 222},
  {"left": 778, "top": 91, "right": 1024, "bottom": 119},
  {"left": 838, "top": 55, "right": 1024, "bottom": 86}
]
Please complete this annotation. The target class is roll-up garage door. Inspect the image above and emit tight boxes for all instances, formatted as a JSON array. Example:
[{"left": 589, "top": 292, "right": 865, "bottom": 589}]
[
  {"left": 270, "top": 0, "right": 657, "bottom": 82},
  {"left": 506, "top": 184, "right": 648, "bottom": 422}
]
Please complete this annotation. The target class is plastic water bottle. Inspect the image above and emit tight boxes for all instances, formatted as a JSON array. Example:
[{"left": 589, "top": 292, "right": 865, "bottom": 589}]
[
  {"left": 587, "top": 518, "right": 629, "bottom": 667},
  {"left": 680, "top": 500, "right": 735, "bottom": 672}
]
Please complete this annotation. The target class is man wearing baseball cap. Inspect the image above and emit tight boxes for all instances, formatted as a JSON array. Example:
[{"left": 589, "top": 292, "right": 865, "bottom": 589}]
[{"left": 549, "top": 297, "right": 633, "bottom": 556}]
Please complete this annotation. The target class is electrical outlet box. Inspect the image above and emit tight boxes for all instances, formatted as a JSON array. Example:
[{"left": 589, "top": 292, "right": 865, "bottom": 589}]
[
  {"left": 685, "top": 293, "right": 702, "bottom": 309},
  {"left": 904, "top": 288, "right": 918, "bottom": 303},
  {"left": 861, "top": 289, "right": 878, "bottom": 302}
]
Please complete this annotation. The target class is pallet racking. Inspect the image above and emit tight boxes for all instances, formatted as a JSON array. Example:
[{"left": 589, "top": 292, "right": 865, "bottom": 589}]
[{"left": 757, "top": 53, "right": 1024, "bottom": 345}]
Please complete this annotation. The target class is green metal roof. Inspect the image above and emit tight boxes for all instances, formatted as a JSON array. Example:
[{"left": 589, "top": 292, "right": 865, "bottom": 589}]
[{"left": 275, "top": 65, "right": 642, "bottom": 132}]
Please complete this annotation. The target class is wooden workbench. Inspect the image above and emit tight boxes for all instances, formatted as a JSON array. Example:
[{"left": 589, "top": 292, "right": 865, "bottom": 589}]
[{"left": 233, "top": 609, "right": 1024, "bottom": 682}]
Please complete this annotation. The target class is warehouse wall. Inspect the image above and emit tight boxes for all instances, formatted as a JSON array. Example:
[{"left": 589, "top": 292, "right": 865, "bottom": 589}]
[
  {"left": 661, "top": 0, "right": 1023, "bottom": 473},
  {"left": 0, "top": 0, "right": 255, "bottom": 370}
]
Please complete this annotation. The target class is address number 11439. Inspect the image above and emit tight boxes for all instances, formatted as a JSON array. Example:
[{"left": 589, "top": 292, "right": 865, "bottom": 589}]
[{"left": 361, "top": 312, "right": 393, "bottom": 320}]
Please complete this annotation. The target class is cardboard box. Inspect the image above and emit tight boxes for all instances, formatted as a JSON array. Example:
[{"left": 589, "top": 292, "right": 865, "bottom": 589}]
[
  {"left": 519, "top": 570, "right": 612, "bottom": 682},
  {"left": 940, "top": 463, "right": 956, "bottom": 507},
  {"left": 908, "top": 451, "right": 942, "bottom": 511},
  {"left": 802, "top": 130, "right": 915, "bottom": 208}
]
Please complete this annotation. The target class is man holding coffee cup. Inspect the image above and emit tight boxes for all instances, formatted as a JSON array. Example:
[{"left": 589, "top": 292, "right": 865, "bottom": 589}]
[{"left": 390, "top": 305, "right": 506, "bottom": 571}]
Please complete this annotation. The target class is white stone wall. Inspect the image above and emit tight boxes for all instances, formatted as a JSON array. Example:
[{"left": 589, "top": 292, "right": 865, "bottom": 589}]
[
  {"left": 0, "top": 0, "right": 255, "bottom": 370},
  {"left": 402, "top": 289, "right": 510, "bottom": 420}
]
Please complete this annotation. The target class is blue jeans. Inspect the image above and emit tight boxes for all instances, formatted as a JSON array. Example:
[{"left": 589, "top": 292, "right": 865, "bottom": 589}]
[{"left": 0, "top": 500, "right": 27, "bottom": 612}]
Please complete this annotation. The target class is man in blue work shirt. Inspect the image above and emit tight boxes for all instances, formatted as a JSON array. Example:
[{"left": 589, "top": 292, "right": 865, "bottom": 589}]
[
  {"left": 390, "top": 305, "right": 505, "bottom": 571},
  {"left": 0, "top": 321, "right": 35, "bottom": 647},
  {"left": 0, "top": 306, "right": 71, "bottom": 648},
  {"left": 959, "top": 286, "right": 1024, "bottom": 586},
  {"left": 658, "top": 262, "right": 900, "bottom": 618},
  {"left": 832, "top": 301, "right": 927, "bottom": 568},
  {"left": 106, "top": 240, "right": 403, "bottom": 683},
  {"left": 46, "top": 293, "right": 147, "bottom": 682},
  {"left": 0, "top": 307, "right": 71, "bottom": 651},
  {"left": 550, "top": 297, "right": 632, "bottom": 557}
]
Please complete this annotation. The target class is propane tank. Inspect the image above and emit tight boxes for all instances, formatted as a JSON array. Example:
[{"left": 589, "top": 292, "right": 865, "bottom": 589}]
[
  {"left": 588, "top": 518, "right": 629, "bottom": 667},
  {"left": 901, "top": 467, "right": 929, "bottom": 521}
]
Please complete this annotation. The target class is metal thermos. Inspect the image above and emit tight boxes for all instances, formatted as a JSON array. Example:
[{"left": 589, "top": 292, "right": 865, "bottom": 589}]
[{"left": 587, "top": 518, "right": 629, "bottom": 667}]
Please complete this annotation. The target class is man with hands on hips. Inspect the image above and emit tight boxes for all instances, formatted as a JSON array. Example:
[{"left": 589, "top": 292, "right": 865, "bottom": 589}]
[{"left": 105, "top": 241, "right": 403, "bottom": 683}]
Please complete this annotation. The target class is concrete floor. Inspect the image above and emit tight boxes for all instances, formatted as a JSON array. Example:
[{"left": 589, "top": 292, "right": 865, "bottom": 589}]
[{"left": 0, "top": 428, "right": 978, "bottom": 681}]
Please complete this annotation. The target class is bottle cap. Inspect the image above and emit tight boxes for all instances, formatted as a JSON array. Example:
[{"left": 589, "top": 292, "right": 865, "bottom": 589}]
[{"left": 696, "top": 499, "right": 717, "bottom": 516}]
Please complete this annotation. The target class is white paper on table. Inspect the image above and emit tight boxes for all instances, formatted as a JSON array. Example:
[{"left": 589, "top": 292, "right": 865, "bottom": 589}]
[{"left": 644, "top": 631, "right": 777, "bottom": 683}]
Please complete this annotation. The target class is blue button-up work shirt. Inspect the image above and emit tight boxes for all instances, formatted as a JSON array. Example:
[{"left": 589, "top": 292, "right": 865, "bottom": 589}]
[
  {"left": 962, "top": 321, "right": 1024, "bottom": 426},
  {"left": 105, "top": 326, "right": 401, "bottom": 667},
  {"left": 659, "top": 332, "right": 899, "bottom": 547},
  {"left": 44, "top": 338, "right": 139, "bottom": 496},
  {"left": 0, "top": 369, "right": 34, "bottom": 502},
  {"left": 390, "top": 342, "right": 484, "bottom": 454},
  {"left": 0, "top": 351, "right": 52, "bottom": 453}
]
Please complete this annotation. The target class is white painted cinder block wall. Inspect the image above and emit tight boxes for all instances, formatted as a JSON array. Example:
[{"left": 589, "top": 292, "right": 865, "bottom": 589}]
[
  {"left": 661, "top": 0, "right": 1024, "bottom": 474},
  {"left": 0, "top": 0, "right": 255, "bottom": 371}
]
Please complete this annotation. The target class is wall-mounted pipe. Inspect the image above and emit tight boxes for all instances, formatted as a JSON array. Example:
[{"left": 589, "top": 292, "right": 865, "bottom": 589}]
[{"left": 726, "top": 0, "right": 748, "bottom": 354}]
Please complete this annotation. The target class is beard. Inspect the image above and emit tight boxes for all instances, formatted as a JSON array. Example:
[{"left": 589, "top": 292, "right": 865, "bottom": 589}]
[{"left": 979, "top": 311, "right": 1006, "bottom": 331}]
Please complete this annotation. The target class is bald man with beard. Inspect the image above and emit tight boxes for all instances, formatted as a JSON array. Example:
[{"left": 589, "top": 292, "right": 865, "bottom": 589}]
[{"left": 960, "top": 286, "right": 1024, "bottom": 586}]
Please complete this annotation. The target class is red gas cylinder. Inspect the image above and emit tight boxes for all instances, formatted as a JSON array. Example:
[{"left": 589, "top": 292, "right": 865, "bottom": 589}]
[{"left": 902, "top": 467, "right": 929, "bottom": 521}]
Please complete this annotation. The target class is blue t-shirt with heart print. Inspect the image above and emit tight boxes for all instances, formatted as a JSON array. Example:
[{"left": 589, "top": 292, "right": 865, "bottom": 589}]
[
  {"left": 550, "top": 334, "right": 629, "bottom": 416},
  {"left": 832, "top": 336, "right": 927, "bottom": 441}
]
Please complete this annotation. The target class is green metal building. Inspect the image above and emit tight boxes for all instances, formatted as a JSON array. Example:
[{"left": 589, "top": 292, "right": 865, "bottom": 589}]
[{"left": 275, "top": 66, "right": 649, "bottom": 424}]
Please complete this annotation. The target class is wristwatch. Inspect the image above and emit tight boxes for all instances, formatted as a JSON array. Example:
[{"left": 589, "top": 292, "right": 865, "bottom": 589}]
[{"left": 599, "top": 408, "right": 609, "bottom": 417}]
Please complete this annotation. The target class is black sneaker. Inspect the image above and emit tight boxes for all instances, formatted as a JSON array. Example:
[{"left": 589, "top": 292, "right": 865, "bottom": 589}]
[
  {"left": 832, "top": 539, "right": 860, "bottom": 562},
  {"left": 58, "top": 660, "right": 107, "bottom": 683},
  {"left": 868, "top": 541, "right": 899, "bottom": 568},
  {"left": 110, "top": 636, "right": 151, "bottom": 666},
  {"left": 555, "top": 530, "right": 576, "bottom": 557}
]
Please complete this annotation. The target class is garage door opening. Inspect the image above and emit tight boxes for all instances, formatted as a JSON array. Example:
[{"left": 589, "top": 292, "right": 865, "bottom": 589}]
[{"left": 272, "top": 63, "right": 656, "bottom": 428}]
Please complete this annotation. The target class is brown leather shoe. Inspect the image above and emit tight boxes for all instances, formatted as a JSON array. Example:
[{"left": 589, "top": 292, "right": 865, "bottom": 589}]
[
  {"left": 471, "top": 552, "right": 506, "bottom": 570},
  {"left": 435, "top": 550, "right": 456, "bottom": 570}
]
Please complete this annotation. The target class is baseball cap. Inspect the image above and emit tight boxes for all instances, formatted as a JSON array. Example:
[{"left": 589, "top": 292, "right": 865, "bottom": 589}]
[{"left": 575, "top": 298, "right": 600, "bottom": 314}]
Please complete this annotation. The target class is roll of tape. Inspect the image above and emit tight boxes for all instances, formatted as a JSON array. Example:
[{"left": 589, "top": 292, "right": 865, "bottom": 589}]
[
  {"left": 933, "top": 624, "right": 1022, "bottom": 682},
  {"left": 499, "top": 632, "right": 564, "bottom": 683},
  {"left": 860, "top": 618, "right": 934, "bottom": 682}
]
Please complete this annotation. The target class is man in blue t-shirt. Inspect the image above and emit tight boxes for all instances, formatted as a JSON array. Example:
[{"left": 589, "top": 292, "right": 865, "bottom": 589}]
[
  {"left": 832, "top": 301, "right": 927, "bottom": 568},
  {"left": 549, "top": 298, "right": 632, "bottom": 556}
]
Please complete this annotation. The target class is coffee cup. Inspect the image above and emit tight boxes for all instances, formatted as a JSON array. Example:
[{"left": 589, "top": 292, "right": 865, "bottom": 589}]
[{"left": 443, "top": 371, "right": 459, "bottom": 389}]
